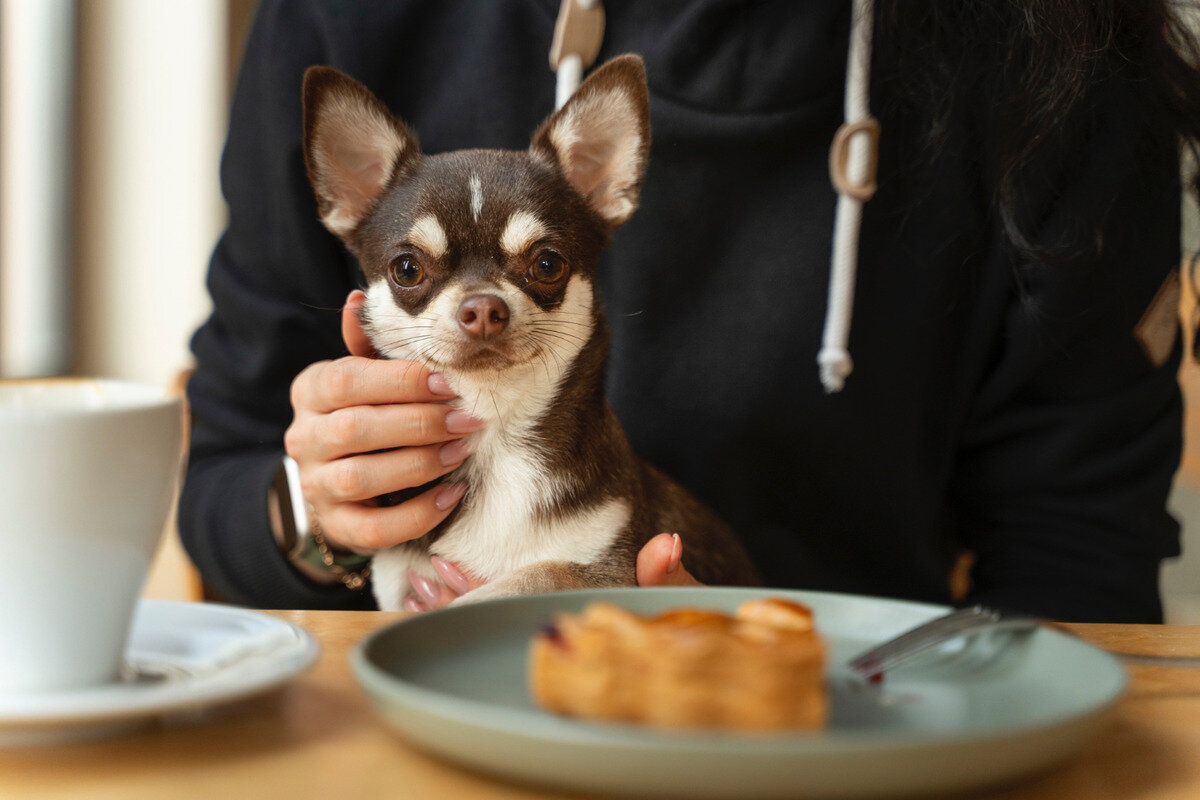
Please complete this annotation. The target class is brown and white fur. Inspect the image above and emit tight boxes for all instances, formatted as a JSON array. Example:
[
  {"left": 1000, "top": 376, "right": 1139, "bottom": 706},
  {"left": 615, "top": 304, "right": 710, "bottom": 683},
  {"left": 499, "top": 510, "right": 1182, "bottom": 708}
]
[{"left": 302, "top": 55, "right": 759, "bottom": 610}]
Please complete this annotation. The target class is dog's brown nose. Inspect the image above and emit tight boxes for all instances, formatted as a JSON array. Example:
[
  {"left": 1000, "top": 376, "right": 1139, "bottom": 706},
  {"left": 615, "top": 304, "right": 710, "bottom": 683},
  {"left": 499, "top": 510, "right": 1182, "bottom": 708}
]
[{"left": 457, "top": 294, "right": 510, "bottom": 340}]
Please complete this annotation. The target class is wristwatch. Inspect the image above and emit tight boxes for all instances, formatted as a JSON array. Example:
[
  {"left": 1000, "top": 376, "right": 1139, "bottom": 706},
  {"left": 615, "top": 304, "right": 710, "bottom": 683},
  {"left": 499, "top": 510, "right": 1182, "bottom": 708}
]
[{"left": 269, "top": 456, "right": 371, "bottom": 589}]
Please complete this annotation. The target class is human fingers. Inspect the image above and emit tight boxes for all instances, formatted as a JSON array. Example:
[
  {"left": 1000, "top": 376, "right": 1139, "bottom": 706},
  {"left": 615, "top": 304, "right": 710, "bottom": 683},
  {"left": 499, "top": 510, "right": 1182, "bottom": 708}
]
[
  {"left": 431, "top": 555, "right": 486, "bottom": 594},
  {"left": 408, "top": 569, "right": 461, "bottom": 610},
  {"left": 303, "top": 439, "right": 471, "bottom": 505},
  {"left": 291, "top": 356, "right": 456, "bottom": 415},
  {"left": 636, "top": 533, "right": 704, "bottom": 587},
  {"left": 342, "top": 290, "right": 378, "bottom": 358},
  {"left": 316, "top": 481, "right": 467, "bottom": 552},
  {"left": 290, "top": 402, "right": 484, "bottom": 463},
  {"left": 403, "top": 558, "right": 487, "bottom": 613}
]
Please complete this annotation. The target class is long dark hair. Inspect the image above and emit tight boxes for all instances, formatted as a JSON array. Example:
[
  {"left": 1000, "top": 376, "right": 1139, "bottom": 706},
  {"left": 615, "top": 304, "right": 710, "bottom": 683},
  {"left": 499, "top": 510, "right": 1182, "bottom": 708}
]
[{"left": 877, "top": 0, "right": 1200, "bottom": 263}]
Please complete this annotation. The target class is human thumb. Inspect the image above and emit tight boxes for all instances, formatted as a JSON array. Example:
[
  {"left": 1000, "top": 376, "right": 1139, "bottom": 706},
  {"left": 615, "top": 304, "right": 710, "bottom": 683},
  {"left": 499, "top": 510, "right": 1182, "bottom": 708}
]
[
  {"left": 636, "top": 533, "right": 703, "bottom": 587},
  {"left": 342, "top": 289, "right": 379, "bottom": 358}
]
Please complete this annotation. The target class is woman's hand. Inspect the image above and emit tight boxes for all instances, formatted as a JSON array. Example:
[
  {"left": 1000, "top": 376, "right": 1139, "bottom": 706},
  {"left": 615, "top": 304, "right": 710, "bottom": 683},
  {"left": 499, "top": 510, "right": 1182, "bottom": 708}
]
[
  {"left": 283, "top": 290, "right": 484, "bottom": 554},
  {"left": 402, "top": 533, "right": 703, "bottom": 613},
  {"left": 404, "top": 557, "right": 488, "bottom": 612}
]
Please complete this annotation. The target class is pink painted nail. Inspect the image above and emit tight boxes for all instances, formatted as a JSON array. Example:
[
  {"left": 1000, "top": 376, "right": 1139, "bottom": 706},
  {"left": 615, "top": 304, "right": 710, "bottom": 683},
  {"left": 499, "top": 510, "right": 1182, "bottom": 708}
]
[
  {"left": 403, "top": 595, "right": 424, "bottom": 614},
  {"left": 439, "top": 438, "right": 471, "bottom": 466},
  {"left": 427, "top": 372, "right": 456, "bottom": 397},
  {"left": 409, "top": 570, "right": 441, "bottom": 605},
  {"left": 431, "top": 555, "right": 472, "bottom": 594},
  {"left": 434, "top": 482, "right": 467, "bottom": 511},
  {"left": 445, "top": 410, "right": 485, "bottom": 434},
  {"left": 667, "top": 533, "right": 682, "bottom": 574}
]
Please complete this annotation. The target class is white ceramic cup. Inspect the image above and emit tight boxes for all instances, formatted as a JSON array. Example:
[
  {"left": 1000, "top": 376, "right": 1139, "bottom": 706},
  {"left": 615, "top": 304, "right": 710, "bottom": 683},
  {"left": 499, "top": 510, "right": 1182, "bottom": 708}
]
[{"left": 0, "top": 378, "right": 184, "bottom": 693}]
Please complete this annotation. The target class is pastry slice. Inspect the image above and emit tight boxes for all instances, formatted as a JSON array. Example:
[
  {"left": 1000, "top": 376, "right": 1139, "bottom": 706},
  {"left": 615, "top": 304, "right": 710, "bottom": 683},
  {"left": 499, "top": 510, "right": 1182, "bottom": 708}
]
[{"left": 529, "top": 598, "right": 826, "bottom": 731}]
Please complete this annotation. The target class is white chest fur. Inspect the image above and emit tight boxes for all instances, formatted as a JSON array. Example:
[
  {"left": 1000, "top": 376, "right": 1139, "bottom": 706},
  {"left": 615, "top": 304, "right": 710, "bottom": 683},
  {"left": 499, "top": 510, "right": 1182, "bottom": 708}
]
[
  {"left": 369, "top": 406, "right": 632, "bottom": 610},
  {"left": 433, "top": 424, "right": 629, "bottom": 578}
]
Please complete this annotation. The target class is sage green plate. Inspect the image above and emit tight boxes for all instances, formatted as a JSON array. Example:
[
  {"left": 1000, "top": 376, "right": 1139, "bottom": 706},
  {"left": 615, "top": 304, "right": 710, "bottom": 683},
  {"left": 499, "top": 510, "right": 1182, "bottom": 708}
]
[{"left": 353, "top": 587, "right": 1125, "bottom": 799}]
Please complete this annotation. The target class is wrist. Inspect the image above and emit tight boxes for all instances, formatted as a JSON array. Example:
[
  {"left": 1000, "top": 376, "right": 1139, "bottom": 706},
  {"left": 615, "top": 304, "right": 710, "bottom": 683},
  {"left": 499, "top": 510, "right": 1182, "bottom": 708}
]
[{"left": 270, "top": 456, "right": 371, "bottom": 589}]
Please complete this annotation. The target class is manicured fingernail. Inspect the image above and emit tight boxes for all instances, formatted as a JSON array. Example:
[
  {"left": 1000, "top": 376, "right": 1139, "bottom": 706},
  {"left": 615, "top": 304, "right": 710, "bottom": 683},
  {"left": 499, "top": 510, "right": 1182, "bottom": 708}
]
[
  {"left": 445, "top": 410, "right": 485, "bottom": 434},
  {"left": 439, "top": 437, "right": 471, "bottom": 466},
  {"left": 428, "top": 372, "right": 456, "bottom": 397},
  {"left": 667, "top": 533, "right": 682, "bottom": 574},
  {"left": 431, "top": 555, "right": 472, "bottom": 594},
  {"left": 403, "top": 595, "right": 424, "bottom": 613},
  {"left": 409, "top": 570, "right": 441, "bottom": 605},
  {"left": 435, "top": 482, "right": 467, "bottom": 511}
]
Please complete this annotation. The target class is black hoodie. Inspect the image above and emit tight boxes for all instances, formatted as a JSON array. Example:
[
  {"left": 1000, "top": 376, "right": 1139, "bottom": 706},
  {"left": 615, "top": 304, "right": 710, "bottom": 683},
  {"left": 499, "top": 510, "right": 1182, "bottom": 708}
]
[{"left": 180, "top": 0, "right": 1183, "bottom": 621}]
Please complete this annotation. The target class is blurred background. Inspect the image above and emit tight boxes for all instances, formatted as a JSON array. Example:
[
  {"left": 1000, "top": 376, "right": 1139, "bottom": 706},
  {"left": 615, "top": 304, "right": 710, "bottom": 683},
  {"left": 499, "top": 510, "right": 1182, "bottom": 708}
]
[
  {"left": 1, "top": 0, "right": 254, "bottom": 387},
  {"left": 0, "top": 0, "right": 1197, "bottom": 618}
]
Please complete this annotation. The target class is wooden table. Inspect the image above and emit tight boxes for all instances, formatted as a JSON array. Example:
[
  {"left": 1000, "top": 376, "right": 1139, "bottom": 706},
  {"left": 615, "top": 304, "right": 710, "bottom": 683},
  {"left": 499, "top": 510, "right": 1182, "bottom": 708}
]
[{"left": 3, "top": 612, "right": 1200, "bottom": 800}]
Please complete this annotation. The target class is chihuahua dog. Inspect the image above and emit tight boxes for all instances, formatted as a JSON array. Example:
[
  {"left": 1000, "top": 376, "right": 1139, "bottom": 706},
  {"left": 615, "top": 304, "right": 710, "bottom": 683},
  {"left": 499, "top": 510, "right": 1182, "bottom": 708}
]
[{"left": 302, "top": 55, "right": 759, "bottom": 610}]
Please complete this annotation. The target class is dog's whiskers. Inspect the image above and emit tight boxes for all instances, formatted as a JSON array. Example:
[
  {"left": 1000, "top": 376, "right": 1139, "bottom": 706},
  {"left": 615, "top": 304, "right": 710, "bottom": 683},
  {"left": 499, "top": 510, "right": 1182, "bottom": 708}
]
[{"left": 527, "top": 329, "right": 588, "bottom": 349}]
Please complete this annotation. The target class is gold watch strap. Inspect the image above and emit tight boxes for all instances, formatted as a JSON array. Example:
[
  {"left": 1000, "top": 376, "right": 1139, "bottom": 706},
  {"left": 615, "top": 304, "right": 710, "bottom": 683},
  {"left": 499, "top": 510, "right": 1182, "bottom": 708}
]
[{"left": 307, "top": 516, "right": 372, "bottom": 590}]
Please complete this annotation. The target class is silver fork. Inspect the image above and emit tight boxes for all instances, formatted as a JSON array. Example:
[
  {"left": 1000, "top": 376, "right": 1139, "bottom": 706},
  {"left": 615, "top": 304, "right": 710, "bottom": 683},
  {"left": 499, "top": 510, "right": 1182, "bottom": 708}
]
[{"left": 846, "top": 605, "right": 1039, "bottom": 678}]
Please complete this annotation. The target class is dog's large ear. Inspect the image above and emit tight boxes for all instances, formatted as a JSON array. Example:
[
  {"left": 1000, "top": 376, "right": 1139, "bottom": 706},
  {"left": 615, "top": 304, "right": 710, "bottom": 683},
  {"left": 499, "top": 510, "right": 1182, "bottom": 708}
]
[
  {"left": 530, "top": 55, "right": 649, "bottom": 229},
  {"left": 302, "top": 66, "right": 419, "bottom": 239}
]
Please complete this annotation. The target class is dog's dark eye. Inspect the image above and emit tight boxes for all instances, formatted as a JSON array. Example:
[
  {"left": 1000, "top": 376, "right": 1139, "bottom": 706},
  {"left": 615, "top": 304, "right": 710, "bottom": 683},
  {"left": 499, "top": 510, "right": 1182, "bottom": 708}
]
[
  {"left": 529, "top": 252, "right": 568, "bottom": 284},
  {"left": 388, "top": 256, "right": 424, "bottom": 288}
]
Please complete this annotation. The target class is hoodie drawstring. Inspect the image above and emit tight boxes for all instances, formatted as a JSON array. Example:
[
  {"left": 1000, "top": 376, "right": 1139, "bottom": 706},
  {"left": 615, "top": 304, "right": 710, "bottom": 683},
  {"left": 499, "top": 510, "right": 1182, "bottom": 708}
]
[
  {"left": 550, "top": 0, "right": 604, "bottom": 109},
  {"left": 820, "top": 0, "right": 880, "bottom": 393},
  {"left": 551, "top": 0, "right": 878, "bottom": 393}
]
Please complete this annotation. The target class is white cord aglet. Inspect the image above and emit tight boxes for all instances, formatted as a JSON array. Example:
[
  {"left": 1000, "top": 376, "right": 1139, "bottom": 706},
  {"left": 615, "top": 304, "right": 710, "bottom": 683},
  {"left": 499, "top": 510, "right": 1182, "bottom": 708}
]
[
  {"left": 550, "top": 0, "right": 604, "bottom": 109},
  {"left": 818, "top": 348, "right": 854, "bottom": 394}
]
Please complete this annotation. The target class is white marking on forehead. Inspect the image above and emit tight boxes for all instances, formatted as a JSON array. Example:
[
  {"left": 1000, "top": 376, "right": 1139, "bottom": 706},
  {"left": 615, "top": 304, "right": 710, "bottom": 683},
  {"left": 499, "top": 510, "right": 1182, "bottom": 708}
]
[
  {"left": 469, "top": 173, "right": 483, "bottom": 223},
  {"left": 499, "top": 211, "right": 549, "bottom": 256},
  {"left": 407, "top": 214, "right": 447, "bottom": 258}
]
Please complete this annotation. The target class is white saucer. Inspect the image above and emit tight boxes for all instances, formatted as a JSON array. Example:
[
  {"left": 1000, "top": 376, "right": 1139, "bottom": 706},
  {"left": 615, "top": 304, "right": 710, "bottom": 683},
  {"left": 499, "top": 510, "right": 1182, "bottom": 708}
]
[{"left": 0, "top": 600, "right": 319, "bottom": 746}]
